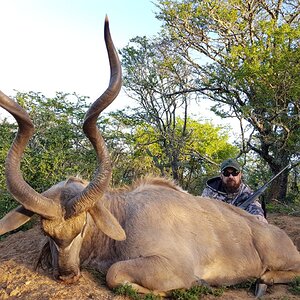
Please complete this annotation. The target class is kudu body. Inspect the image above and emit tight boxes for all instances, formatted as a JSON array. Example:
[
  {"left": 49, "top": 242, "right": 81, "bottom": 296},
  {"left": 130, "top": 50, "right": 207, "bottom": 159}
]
[{"left": 0, "top": 17, "right": 299, "bottom": 297}]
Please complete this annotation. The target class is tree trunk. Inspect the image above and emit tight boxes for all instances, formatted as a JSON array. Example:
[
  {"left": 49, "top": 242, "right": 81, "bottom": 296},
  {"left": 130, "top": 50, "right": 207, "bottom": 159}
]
[
  {"left": 171, "top": 160, "right": 179, "bottom": 181},
  {"left": 266, "top": 167, "right": 289, "bottom": 203}
]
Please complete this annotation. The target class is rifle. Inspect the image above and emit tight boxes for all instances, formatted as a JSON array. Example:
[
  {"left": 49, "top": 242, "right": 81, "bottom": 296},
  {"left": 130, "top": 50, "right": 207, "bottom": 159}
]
[{"left": 238, "top": 164, "right": 290, "bottom": 210}]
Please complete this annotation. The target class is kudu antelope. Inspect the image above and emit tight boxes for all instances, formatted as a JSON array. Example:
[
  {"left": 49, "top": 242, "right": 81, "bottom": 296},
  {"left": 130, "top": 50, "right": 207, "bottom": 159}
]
[{"left": 0, "top": 17, "right": 299, "bottom": 298}]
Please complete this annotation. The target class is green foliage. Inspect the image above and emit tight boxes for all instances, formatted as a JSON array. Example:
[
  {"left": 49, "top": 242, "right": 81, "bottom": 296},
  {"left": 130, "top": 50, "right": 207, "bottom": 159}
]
[
  {"left": 0, "top": 120, "right": 16, "bottom": 188},
  {"left": 12, "top": 91, "right": 94, "bottom": 190},
  {"left": 1, "top": 90, "right": 237, "bottom": 224},
  {"left": 133, "top": 116, "right": 238, "bottom": 193},
  {"left": 288, "top": 276, "right": 300, "bottom": 295},
  {"left": 113, "top": 283, "right": 224, "bottom": 300},
  {"left": 113, "top": 284, "right": 141, "bottom": 299},
  {"left": 171, "top": 285, "right": 224, "bottom": 299},
  {"left": 0, "top": 191, "right": 37, "bottom": 240},
  {"left": 1, "top": 90, "right": 237, "bottom": 229},
  {"left": 229, "top": 279, "right": 255, "bottom": 290},
  {"left": 120, "top": 34, "right": 196, "bottom": 184},
  {"left": 155, "top": 0, "right": 300, "bottom": 201},
  {"left": 120, "top": 33, "right": 239, "bottom": 190},
  {"left": 85, "top": 267, "right": 106, "bottom": 285},
  {"left": 113, "top": 283, "right": 161, "bottom": 300},
  {"left": 108, "top": 108, "right": 238, "bottom": 193},
  {"left": 0, "top": 192, "right": 17, "bottom": 220},
  {"left": 0, "top": 91, "right": 94, "bottom": 223},
  {"left": 266, "top": 202, "right": 300, "bottom": 215}
]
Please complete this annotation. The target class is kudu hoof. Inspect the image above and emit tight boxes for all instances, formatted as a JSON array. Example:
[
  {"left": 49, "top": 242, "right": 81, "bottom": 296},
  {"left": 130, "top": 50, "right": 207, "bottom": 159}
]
[
  {"left": 254, "top": 282, "right": 268, "bottom": 298},
  {"left": 192, "top": 278, "right": 210, "bottom": 288}
]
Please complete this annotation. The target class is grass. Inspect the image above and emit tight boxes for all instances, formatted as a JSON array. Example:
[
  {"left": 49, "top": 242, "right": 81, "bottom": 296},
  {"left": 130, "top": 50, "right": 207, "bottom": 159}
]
[
  {"left": 288, "top": 276, "right": 300, "bottom": 295},
  {"left": 113, "top": 278, "right": 300, "bottom": 299},
  {"left": 224, "top": 279, "right": 256, "bottom": 297},
  {"left": 85, "top": 268, "right": 107, "bottom": 285},
  {"left": 266, "top": 201, "right": 300, "bottom": 216},
  {"left": 113, "top": 283, "right": 225, "bottom": 300},
  {"left": 113, "top": 283, "right": 161, "bottom": 300},
  {"left": 171, "top": 285, "right": 224, "bottom": 299}
]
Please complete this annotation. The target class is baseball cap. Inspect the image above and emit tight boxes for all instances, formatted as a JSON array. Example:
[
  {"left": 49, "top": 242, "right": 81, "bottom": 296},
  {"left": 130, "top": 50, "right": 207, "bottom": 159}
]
[{"left": 220, "top": 159, "right": 241, "bottom": 172}]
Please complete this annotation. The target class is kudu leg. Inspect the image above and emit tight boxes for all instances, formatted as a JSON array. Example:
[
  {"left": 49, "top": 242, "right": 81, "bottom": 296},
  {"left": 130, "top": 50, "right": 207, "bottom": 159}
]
[
  {"left": 260, "top": 270, "right": 300, "bottom": 284},
  {"left": 106, "top": 256, "right": 195, "bottom": 295},
  {"left": 255, "top": 269, "right": 300, "bottom": 298}
]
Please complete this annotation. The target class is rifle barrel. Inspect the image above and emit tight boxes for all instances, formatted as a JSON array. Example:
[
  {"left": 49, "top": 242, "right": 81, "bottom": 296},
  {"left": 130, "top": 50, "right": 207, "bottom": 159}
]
[{"left": 238, "top": 164, "right": 290, "bottom": 209}]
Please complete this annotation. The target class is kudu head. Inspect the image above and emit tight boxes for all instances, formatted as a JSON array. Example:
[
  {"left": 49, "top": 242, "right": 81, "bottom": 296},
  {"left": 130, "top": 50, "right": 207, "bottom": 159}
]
[{"left": 0, "top": 16, "right": 125, "bottom": 283}]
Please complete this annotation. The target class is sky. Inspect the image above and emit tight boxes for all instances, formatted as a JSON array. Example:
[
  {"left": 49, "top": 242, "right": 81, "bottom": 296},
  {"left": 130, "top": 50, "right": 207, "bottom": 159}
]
[
  {"left": 0, "top": 0, "right": 236, "bottom": 135},
  {"left": 0, "top": 0, "right": 161, "bottom": 107}
]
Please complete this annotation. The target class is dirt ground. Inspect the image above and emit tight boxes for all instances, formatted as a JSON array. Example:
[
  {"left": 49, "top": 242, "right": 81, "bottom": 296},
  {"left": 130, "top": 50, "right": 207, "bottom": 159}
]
[{"left": 0, "top": 213, "right": 299, "bottom": 300}]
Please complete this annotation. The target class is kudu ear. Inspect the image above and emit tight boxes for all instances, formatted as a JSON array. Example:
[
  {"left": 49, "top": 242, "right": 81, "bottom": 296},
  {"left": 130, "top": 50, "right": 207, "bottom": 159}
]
[
  {"left": 89, "top": 203, "right": 126, "bottom": 241},
  {"left": 0, "top": 205, "right": 34, "bottom": 235}
]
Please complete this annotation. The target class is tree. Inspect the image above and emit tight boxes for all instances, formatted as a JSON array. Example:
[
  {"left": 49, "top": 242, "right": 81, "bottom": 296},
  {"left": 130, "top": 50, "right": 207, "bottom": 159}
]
[
  {"left": 120, "top": 35, "right": 218, "bottom": 182},
  {"left": 101, "top": 109, "right": 147, "bottom": 186},
  {"left": 0, "top": 91, "right": 96, "bottom": 218},
  {"left": 0, "top": 119, "right": 18, "bottom": 218},
  {"left": 134, "top": 117, "right": 238, "bottom": 194},
  {"left": 14, "top": 91, "right": 97, "bottom": 189},
  {"left": 0, "top": 91, "right": 148, "bottom": 218},
  {"left": 0, "top": 90, "right": 238, "bottom": 225},
  {"left": 107, "top": 109, "right": 238, "bottom": 193},
  {"left": 121, "top": 35, "right": 191, "bottom": 182},
  {"left": 156, "top": 0, "right": 300, "bottom": 202}
]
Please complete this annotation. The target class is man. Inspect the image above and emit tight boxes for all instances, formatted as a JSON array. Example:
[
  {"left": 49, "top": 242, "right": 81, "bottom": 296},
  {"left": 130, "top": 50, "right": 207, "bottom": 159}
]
[{"left": 202, "top": 158, "right": 267, "bottom": 223}]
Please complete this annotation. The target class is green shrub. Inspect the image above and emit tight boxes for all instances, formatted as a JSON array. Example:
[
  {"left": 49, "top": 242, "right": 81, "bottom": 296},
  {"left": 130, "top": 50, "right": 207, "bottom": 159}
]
[
  {"left": 171, "top": 285, "right": 224, "bottom": 299},
  {"left": 113, "top": 283, "right": 160, "bottom": 300},
  {"left": 288, "top": 276, "right": 300, "bottom": 295}
]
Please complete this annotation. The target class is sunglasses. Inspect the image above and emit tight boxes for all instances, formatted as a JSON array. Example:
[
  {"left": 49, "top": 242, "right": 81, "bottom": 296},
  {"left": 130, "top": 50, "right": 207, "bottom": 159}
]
[{"left": 222, "top": 170, "right": 240, "bottom": 177}]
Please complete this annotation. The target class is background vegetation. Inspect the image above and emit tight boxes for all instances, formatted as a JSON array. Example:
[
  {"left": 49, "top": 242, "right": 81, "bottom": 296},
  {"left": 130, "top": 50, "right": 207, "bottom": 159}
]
[{"left": 1, "top": 0, "right": 300, "bottom": 224}]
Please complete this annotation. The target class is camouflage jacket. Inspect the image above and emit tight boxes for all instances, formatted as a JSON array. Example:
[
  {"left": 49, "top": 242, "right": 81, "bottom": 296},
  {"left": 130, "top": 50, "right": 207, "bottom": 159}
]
[{"left": 201, "top": 176, "right": 267, "bottom": 222}]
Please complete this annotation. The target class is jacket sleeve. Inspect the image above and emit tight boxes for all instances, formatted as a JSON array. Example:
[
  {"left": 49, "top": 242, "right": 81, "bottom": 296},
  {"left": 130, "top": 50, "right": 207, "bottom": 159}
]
[
  {"left": 234, "top": 184, "right": 268, "bottom": 223},
  {"left": 245, "top": 201, "right": 268, "bottom": 223},
  {"left": 201, "top": 187, "right": 211, "bottom": 197}
]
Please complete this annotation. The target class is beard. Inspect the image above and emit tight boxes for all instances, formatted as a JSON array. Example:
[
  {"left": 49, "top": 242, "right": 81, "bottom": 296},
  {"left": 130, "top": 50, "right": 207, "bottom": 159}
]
[{"left": 223, "top": 178, "right": 241, "bottom": 193}]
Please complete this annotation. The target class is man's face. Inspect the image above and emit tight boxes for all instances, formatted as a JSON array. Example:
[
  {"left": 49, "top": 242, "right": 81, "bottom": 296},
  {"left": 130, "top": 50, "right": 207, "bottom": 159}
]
[{"left": 221, "top": 167, "right": 242, "bottom": 192}]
